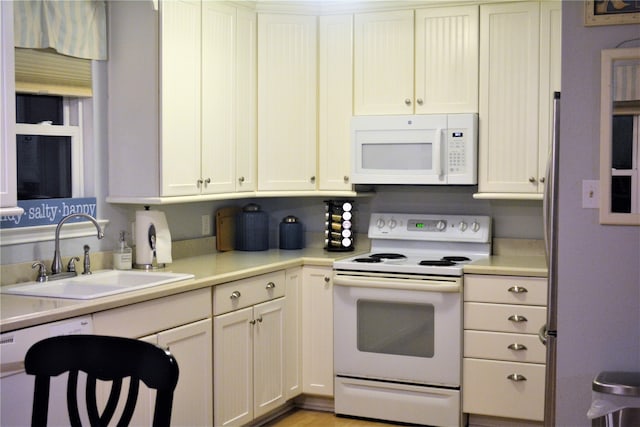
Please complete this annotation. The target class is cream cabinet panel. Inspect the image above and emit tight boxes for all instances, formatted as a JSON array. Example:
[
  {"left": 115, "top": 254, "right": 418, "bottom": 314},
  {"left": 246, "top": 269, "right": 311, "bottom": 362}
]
[
  {"left": 214, "top": 306, "right": 254, "bottom": 427},
  {"left": 464, "top": 330, "right": 546, "bottom": 364},
  {"left": 0, "top": 1, "right": 18, "bottom": 211},
  {"left": 253, "top": 298, "right": 286, "bottom": 418},
  {"left": 318, "top": 14, "right": 353, "bottom": 191},
  {"left": 415, "top": 5, "right": 479, "bottom": 114},
  {"left": 160, "top": 0, "right": 202, "bottom": 196},
  {"left": 464, "top": 275, "right": 547, "bottom": 306},
  {"left": 301, "top": 266, "right": 333, "bottom": 397},
  {"left": 478, "top": 1, "right": 561, "bottom": 196},
  {"left": 284, "top": 267, "right": 303, "bottom": 399},
  {"left": 257, "top": 14, "right": 317, "bottom": 191},
  {"left": 158, "top": 319, "right": 213, "bottom": 426},
  {"left": 464, "top": 302, "right": 547, "bottom": 335},
  {"left": 353, "top": 10, "right": 414, "bottom": 115},
  {"left": 463, "top": 358, "right": 545, "bottom": 421}
]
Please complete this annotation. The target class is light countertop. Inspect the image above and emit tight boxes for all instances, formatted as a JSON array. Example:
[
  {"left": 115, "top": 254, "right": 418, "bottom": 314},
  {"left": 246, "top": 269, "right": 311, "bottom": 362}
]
[
  {"left": 463, "top": 255, "right": 548, "bottom": 277},
  {"left": 1, "top": 247, "right": 356, "bottom": 333}
]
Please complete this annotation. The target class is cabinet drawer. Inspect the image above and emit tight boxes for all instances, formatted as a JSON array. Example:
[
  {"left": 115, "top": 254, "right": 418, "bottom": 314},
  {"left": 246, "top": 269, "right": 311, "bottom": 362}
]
[
  {"left": 93, "top": 288, "right": 212, "bottom": 338},
  {"left": 213, "top": 271, "right": 285, "bottom": 315},
  {"left": 464, "top": 302, "right": 546, "bottom": 334},
  {"left": 465, "top": 275, "right": 547, "bottom": 305},
  {"left": 464, "top": 330, "right": 546, "bottom": 363},
  {"left": 463, "top": 358, "right": 545, "bottom": 421}
]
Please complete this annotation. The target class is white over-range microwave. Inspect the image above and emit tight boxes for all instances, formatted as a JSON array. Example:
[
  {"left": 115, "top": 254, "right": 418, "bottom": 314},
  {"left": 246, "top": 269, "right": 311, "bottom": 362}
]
[{"left": 351, "top": 114, "right": 478, "bottom": 185}]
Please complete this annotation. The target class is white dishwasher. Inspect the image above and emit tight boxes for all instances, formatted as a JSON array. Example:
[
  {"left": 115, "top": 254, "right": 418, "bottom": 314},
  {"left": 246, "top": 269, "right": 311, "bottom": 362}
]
[{"left": 0, "top": 315, "right": 93, "bottom": 426}]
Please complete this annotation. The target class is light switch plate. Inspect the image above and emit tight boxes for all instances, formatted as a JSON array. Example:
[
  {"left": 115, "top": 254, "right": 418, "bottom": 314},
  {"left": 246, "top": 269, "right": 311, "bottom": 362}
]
[{"left": 582, "top": 180, "right": 600, "bottom": 209}]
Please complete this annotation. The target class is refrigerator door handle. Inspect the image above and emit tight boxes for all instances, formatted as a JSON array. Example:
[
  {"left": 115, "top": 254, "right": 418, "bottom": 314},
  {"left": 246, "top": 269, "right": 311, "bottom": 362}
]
[{"left": 538, "top": 324, "right": 548, "bottom": 346}]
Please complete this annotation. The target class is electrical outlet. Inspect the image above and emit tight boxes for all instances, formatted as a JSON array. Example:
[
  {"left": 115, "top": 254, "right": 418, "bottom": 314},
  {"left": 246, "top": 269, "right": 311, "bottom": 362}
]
[
  {"left": 582, "top": 180, "right": 600, "bottom": 209},
  {"left": 202, "top": 215, "right": 211, "bottom": 236}
]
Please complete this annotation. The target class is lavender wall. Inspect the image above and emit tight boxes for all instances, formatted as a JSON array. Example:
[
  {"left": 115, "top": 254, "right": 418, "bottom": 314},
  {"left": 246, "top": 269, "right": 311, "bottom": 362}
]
[{"left": 556, "top": 3, "right": 640, "bottom": 425}]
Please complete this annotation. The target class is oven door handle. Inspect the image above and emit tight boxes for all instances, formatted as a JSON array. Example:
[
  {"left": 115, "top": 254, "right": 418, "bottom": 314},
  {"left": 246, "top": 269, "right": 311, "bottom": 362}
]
[{"left": 333, "top": 275, "right": 461, "bottom": 293}]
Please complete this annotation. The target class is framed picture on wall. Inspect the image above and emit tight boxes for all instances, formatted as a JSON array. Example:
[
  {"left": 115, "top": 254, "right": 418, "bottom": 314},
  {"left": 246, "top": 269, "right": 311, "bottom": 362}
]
[{"left": 585, "top": 0, "right": 640, "bottom": 26}]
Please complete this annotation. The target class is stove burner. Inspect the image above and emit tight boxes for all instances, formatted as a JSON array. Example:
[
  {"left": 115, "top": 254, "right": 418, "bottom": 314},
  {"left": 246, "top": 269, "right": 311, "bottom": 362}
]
[
  {"left": 419, "top": 260, "right": 457, "bottom": 266},
  {"left": 353, "top": 257, "right": 382, "bottom": 263},
  {"left": 370, "top": 253, "right": 407, "bottom": 260},
  {"left": 442, "top": 256, "right": 471, "bottom": 262}
]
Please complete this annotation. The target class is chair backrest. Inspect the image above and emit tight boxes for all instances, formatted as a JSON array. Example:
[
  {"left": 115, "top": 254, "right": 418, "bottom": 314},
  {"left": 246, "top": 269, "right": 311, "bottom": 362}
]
[{"left": 24, "top": 334, "right": 179, "bottom": 427}]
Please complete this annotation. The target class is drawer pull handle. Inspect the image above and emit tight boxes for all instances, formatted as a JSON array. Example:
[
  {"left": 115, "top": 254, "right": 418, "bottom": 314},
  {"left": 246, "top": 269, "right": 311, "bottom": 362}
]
[
  {"left": 508, "top": 286, "right": 528, "bottom": 293},
  {"left": 508, "top": 314, "right": 528, "bottom": 322},
  {"left": 230, "top": 291, "right": 241, "bottom": 299},
  {"left": 507, "top": 343, "right": 528, "bottom": 351},
  {"left": 266, "top": 282, "right": 276, "bottom": 290},
  {"left": 507, "top": 373, "right": 527, "bottom": 382}
]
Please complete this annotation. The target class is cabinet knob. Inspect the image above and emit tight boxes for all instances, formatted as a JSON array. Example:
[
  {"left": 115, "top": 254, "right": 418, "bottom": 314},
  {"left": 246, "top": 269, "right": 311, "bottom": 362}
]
[
  {"left": 404, "top": 98, "right": 412, "bottom": 106},
  {"left": 507, "top": 343, "right": 528, "bottom": 351},
  {"left": 507, "top": 314, "right": 528, "bottom": 323},
  {"left": 197, "top": 179, "right": 203, "bottom": 186},
  {"left": 204, "top": 178, "right": 211, "bottom": 185},
  {"left": 238, "top": 176, "right": 245, "bottom": 183},
  {"left": 508, "top": 286, "right": 528, "bottom": 294},
  {"left": 343, "top": 175, "right": 349, "bottom": 183},
  {"left": 324, "top": 276, "right": 330, "bottom": 283},
  {"left": 310, "top": 176, "right": 316, "bottom": 183},
  {"left": 416, "top": 98, "right": 423, "bottom": 106},
  {"left": 529, "top": 176, "right": 537, "bottom": 183},
  {"left": 507, "top": 373, "right": 527, "bottom": 382},
  {"left": 266, "top": 282, "right": 276, "bottom": 290},
  {"left": 539, "top": 177, "right": 546, "bottom": 183},
  {"left": 230, "top": 291, "right": 241, "bottom": 299}
]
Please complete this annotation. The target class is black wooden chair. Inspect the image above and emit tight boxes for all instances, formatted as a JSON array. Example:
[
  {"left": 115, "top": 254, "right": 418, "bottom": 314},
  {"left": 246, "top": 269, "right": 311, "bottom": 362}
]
[{"left": 24, "top": 334, "right": 179, "bottom": 427}]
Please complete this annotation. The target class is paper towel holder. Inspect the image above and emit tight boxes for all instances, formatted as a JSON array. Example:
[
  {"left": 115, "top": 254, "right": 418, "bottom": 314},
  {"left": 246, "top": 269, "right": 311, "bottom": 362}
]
[{"left": 134, "top": 206, "right": 167, "bottom": 271}]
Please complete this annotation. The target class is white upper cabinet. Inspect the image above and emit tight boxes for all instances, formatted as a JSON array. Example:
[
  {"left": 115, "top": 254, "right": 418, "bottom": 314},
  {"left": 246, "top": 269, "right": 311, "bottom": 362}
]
[
  {"left": 107, "top": 0, "right": 256, "bottom": 200},
  {"left": 477, "top": 1, "right": 561, "bottom": 197},
  {"left": 0, "top": 1, "right": 20, "bottom": 213},
  {"left": 257, "top": 13, "right": 317, "bottom": 191},
  {"left": 354, "top": 5, "right": 478, "bottom": 116},
  {"left": 415, "top": 5, "right": 479, "bottom": 114},
  {"left": 318, "top": 14, "right": 353, "bottom": 191}
]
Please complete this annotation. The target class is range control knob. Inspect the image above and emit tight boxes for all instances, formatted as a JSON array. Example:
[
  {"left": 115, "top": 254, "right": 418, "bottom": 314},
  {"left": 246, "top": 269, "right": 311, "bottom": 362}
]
[
  {"left": 459, "top": 221, "right": 468, "bottom": 232},
  {"left": 388, "top": 219, "right": 398, "bottom": 229},
  {"left": 376, "top": 218, "right": 386, "bottom": 229},
  {"left": 436, "top": 220, "right": 447, "bottom": 231},
  {"left": 471, "top": 221, "right": 481, "bottom": 232}
]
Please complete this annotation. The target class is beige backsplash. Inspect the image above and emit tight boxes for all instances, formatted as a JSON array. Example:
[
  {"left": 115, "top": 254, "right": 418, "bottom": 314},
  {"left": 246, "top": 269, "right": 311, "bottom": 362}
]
[{"left": 492, "top": 238, "right": 545, "bottom": 256}]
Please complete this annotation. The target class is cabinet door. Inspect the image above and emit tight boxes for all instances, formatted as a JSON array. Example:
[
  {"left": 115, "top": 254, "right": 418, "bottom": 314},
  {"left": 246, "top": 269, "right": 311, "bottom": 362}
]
[
  {"left": 478, "top": 2, "right": 540, "bottom": 194},
  {"left": 284, "top": 268, "right": 302, "bottom": 399},
  {"left": 158, "top": 319, "right": 213, "bottom": 427},
  {"left": 214, "top": 307, "right": 254, "bottom": 427},
  {"left": 201, "top": 2, "right": 236, "bottom": 194},
  {"left": 354, "top": 10, "right": 414, "bottom": 115},
  {"left": 415, "top": 5, "right": 478, "bottom": 114},
  {"left": 253, "top": 297, "right": 286, "bottom": 418},
  {"left": 318, "top": 14, "right": 353, "bottom": 191},
  {"left": 301, "top": 266, "right": 334, "bottom": 396},
  {"left": 537, "top": 1, "right": 562, "bottom": 192},
  {"left": 160, "top": 0, "right": 202, "bottom": 196},
  {"left": 0, "top": 1, "right": 18, "bottom": 210},
  {"left": 257, "top": 14, "right": 317, "bottom": 191},
  {"left": 235, "top": 6, "right": 257, "bottom": 192}
]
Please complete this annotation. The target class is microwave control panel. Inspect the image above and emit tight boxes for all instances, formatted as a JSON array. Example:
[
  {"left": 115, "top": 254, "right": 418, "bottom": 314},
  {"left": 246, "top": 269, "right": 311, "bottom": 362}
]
[{"left": 447, "top": 129, "right": 467, "bottom": 174}]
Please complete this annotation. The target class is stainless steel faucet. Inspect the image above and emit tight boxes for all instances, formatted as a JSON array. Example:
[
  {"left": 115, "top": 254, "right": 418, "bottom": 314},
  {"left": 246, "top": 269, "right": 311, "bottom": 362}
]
[{"left": 51, "top": 213, "right": 104, "bottom": 276}]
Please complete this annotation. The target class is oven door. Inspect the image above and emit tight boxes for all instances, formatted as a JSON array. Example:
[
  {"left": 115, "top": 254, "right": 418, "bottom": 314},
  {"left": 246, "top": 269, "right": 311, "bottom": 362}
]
[{"left": 333, "top": 272, "right": 462, "bottom": 387}]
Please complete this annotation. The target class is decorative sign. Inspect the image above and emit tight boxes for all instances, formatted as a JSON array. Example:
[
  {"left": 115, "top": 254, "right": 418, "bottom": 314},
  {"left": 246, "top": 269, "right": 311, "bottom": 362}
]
[
  {"left": 0, "top": 197, "right": 98, "bottom": 229},
  {"left": 585, "top": 0, "right": 640, "bottom": 26}
]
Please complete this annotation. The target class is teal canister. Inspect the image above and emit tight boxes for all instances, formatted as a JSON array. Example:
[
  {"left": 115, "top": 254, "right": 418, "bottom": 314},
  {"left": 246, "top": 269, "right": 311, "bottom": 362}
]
[{"left": 279, "top": 216, "right": 303, "bottom": 250}]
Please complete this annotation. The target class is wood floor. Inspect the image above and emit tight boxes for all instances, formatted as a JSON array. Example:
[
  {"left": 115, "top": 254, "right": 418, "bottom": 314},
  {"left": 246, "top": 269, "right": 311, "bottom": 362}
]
[{"left": 263, "top": 408, "right": 403, "bottom": 427}]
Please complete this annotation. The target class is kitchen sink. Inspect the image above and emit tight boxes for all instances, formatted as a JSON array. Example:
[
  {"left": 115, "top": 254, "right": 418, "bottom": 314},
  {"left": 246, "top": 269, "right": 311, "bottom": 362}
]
[{"left": 1, "top": 270, "right": 194, "bottom": 300}]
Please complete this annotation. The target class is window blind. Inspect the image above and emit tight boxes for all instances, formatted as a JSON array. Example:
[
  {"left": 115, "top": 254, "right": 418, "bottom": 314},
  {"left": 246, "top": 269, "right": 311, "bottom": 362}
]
[{"left": 14, "top": 48, "right": 92, "bottom": 97}]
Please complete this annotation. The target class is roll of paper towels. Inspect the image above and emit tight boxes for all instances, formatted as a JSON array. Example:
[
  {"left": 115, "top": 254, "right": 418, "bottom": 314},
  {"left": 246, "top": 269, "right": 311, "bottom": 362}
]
[{"left": 135, "top": 209, "right": 172, "bottom": 266}]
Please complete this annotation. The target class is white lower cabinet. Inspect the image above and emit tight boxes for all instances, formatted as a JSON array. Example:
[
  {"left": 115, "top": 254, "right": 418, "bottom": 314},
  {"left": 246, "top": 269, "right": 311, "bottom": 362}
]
[
  {"left": 92, "top": 289, "right": 213, "bottom": 426},
  {"left": 463, "top": 274, "right": 547, "bottom": 422},
  {"left": 301, "top": 266, "right": 334, "bottom": 397},
  {"left": 213, "top": 271, "right": 287, "bottom": 426}
]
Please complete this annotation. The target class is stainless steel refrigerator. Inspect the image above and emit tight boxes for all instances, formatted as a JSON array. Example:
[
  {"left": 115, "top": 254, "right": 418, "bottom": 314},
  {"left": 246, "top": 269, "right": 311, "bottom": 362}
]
[{"left": 541, "top": 91, "right": 561, "bottom": 426}]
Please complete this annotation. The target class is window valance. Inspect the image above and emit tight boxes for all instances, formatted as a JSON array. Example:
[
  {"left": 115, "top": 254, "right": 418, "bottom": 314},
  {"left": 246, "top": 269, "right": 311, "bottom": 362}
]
[{"left": 14, "top": 0, "right": 106, "bottom": 61}]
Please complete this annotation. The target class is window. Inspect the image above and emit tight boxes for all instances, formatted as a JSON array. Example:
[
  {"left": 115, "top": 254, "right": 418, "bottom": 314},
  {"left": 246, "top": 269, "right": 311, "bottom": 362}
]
[{"left": 15, "top": 94, "right": 84, "bottom": 200}]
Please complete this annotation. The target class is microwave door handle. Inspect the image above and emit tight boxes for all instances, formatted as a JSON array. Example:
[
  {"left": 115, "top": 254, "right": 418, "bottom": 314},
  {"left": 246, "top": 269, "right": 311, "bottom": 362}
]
[{"left": 434, "top": 128, "right": 443, "bottom": 178}]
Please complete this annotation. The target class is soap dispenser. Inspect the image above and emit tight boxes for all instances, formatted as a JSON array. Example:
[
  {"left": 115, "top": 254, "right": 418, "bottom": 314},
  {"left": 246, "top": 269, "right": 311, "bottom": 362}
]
[{"left": 113, "top": 231, "right": 132, "bottom": 270}]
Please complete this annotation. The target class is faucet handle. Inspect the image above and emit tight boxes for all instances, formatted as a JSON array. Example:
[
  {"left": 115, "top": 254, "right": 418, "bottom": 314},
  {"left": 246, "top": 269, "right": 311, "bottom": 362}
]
[
  {"left": 32, "top": 261, "right": 48, "bottom": 283},
  {"left": 67, "top": 256, "right": 80, "bottom": 273}
]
